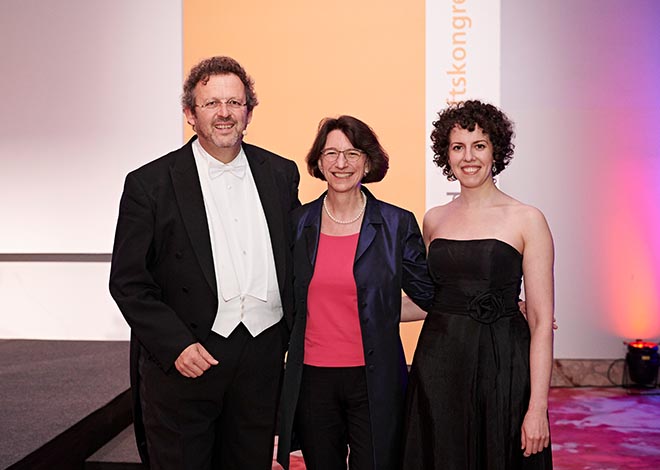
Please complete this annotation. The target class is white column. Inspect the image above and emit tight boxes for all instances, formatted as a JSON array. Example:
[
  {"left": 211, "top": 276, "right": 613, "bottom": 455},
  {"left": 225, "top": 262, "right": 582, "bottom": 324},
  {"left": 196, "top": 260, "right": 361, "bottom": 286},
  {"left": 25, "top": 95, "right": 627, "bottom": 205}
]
[{"left": 425, "top": 0, "right": 501, "bottom": 210}]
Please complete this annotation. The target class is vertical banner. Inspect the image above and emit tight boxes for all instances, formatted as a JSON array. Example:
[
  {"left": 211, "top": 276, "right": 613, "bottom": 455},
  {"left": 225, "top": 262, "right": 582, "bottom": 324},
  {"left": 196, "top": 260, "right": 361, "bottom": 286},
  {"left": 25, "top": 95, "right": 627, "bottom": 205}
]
[{"left": 425, "top": 0, "right": 501, "bottom": 210}]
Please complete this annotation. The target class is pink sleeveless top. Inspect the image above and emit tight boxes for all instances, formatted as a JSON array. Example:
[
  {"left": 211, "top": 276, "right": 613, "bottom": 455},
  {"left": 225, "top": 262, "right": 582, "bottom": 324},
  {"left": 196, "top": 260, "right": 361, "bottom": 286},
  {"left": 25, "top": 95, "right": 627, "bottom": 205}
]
[{"left": 304, "top": 232, "right": 365, "bottom": 367}]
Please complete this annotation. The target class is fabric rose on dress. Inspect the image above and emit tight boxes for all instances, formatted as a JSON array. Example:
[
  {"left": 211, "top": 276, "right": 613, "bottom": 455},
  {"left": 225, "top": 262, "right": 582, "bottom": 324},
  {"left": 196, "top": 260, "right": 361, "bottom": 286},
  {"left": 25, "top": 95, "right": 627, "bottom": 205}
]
[{"left": 467, "top": 289, "right": 505, "bottom": 324}]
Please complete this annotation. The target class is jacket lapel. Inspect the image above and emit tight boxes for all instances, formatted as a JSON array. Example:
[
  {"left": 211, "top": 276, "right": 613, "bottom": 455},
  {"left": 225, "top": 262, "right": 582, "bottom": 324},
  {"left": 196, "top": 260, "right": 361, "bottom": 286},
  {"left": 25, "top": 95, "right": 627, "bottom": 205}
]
[
  {"left": 302, "top": 190, "right": 379, "bottom": 269},
  {"left": 301, "top": 196, "right": 323, "bottom": 269},
  {"left": 170, "top": 138, "right": 217, "bottom": 297},
  {"left": 354, "top": 188, "right": 382, "bottom": 264},
  {"left": 245, "top": 145, "right": 287, "bottom": 289}
]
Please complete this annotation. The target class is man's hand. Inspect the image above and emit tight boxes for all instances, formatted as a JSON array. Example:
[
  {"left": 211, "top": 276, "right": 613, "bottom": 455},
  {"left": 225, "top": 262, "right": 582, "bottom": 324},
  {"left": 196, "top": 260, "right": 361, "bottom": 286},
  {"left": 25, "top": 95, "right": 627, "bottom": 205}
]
[{"left": 174, "top": 342, "right": 218, "bottom": 378}]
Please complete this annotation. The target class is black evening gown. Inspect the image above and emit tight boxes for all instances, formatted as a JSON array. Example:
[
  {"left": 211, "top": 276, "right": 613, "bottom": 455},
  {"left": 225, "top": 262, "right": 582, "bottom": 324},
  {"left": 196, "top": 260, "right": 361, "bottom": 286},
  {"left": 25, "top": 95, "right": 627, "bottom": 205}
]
[{"left": 402, "top": 239, "right": 552, "bottom": 469}]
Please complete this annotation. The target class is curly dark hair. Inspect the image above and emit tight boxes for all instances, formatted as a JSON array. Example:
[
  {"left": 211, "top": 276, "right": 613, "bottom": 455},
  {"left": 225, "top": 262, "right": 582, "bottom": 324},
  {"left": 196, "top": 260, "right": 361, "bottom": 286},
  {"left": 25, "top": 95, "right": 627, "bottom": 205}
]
[
  {"left": 431, "top": 100, "right": 515, "bottom": 180},
  {"left": 181, "top": 56, "right": 259, "bottom": 114},
  {"left": 306, "top": 115, "right": 389, "bottom": 184}
]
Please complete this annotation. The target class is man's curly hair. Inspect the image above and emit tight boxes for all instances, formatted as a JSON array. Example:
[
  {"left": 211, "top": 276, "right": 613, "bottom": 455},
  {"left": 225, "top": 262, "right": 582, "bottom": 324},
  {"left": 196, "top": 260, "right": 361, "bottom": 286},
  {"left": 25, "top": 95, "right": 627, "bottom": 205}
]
[
  {"left": 181, "top": 56, "right": 258, "bottom": 114},
  {"left": 431, "top": 100, "right": 515, "bottom": 181}
]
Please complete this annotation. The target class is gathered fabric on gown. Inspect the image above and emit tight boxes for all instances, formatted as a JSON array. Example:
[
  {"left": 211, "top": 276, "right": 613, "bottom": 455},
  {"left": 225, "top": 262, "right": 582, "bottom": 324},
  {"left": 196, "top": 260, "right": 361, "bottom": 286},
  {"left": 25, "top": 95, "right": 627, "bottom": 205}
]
[{"left": 402, "top": 238, "right": 552, "bottom": 469}]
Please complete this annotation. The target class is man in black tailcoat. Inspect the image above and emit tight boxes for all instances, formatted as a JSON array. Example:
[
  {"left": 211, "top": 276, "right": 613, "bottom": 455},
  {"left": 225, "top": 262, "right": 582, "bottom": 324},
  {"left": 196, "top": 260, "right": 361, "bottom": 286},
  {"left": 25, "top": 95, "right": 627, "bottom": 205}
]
[{"left": 110, "top": 56, "right": 300, "bottom": 469}]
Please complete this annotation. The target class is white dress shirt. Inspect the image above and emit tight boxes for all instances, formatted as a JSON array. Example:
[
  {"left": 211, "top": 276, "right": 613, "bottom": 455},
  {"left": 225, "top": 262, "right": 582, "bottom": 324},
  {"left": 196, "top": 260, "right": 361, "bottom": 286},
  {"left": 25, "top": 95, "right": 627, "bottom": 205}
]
[{"left": 192, "top": 139, "right": 283, "bottom": 337}]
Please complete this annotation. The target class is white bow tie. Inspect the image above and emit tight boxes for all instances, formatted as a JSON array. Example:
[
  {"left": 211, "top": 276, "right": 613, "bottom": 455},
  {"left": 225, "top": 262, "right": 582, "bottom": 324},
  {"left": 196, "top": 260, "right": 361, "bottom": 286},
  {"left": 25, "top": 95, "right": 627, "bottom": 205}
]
[{"left": 208, "top": 160, "right": 246, "bottom": 179}]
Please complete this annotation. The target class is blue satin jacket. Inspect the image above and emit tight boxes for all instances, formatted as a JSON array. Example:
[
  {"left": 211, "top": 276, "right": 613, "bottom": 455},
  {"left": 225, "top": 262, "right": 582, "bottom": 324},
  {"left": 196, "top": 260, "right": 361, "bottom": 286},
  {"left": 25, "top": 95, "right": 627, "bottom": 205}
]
[{"left": 277, "top": 188, "right": 434, "bottom": 470}]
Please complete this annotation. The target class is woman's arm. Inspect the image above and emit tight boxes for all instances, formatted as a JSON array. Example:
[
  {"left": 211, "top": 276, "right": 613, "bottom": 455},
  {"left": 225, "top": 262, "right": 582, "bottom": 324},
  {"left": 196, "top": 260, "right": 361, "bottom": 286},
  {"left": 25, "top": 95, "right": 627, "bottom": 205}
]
[
  {"left": 520, "top": 206, "right": 555, "bottom": 457},
  {"left": 401, "top": 295, "right": 428, "bottom": 322},
  {"left": 400, "top": 211, "right": 435, "bottom": 313}
]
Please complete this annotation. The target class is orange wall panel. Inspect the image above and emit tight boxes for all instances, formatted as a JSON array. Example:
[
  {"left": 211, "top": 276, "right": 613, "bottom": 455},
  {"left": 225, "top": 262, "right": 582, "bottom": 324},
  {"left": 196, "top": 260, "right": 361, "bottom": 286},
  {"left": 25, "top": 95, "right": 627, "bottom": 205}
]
[{"left": 184, "top": 0, "right": 426, "bottom": 361}]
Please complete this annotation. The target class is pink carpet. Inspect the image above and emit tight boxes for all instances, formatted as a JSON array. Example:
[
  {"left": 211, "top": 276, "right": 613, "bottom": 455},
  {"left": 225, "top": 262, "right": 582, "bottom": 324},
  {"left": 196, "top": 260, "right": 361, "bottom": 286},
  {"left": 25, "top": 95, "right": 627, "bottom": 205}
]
[
  {"left": 273, "top": 387, "right": 660, "bottom": 469},
  {"left": 550, "top": 387, "right": 660, "bottom": 469}
]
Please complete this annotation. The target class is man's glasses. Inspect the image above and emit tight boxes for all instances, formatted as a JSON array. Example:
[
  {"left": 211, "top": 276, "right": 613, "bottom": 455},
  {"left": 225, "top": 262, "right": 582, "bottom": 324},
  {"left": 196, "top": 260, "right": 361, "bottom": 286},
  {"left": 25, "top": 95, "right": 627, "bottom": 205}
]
[
  {"left": 320, "top": 148, "right": 364, "bottom": 162},
  {"left": 195, "top": 99, "right": 246, "bottom": 111}
]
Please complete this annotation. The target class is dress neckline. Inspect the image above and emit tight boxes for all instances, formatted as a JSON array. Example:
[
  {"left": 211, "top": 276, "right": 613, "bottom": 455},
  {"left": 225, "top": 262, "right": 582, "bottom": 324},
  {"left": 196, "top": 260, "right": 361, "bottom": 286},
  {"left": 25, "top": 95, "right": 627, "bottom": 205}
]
[
  {"left": 320, "top": 232, "right": 360, "bottom": 239},
  {"left": 429, "top": 237, "right": 522, "bottom": 257}
]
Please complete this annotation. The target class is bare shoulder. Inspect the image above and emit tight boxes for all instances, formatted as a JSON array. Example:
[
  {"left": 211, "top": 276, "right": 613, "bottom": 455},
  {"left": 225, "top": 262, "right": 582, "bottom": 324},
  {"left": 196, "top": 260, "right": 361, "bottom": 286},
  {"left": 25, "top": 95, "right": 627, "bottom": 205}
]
[
  {"left": 495, "top": 192, "right": 544, "bottom": 223},
  {"left": 423, "top": 202, "right": 453, "bottom": 243},
  {"left": 514, "top": 203, "right": 550, "bottom": 230},
  {"left": 424, "top": 203, "right": 451, "bottom": 222},
  {"left": 511, "top": 203, "right": 553, "bottom": 254}
]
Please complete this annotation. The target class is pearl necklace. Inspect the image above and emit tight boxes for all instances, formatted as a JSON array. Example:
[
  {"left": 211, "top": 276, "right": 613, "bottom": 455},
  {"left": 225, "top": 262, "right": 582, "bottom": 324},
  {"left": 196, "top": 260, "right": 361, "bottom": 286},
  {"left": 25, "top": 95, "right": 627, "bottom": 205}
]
[{"left": 323, "top": 190, "right": 367, "bottom": 224}]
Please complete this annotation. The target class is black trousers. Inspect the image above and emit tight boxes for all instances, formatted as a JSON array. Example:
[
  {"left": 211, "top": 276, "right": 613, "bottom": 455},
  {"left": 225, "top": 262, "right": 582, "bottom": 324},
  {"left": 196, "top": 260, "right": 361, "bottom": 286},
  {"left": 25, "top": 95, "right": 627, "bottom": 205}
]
[
  {"left": 295, "top": 365, "right": 375, "bottom": 470},
  {"left": 138, "top": 321, "right": 287, "bottom": 470}
]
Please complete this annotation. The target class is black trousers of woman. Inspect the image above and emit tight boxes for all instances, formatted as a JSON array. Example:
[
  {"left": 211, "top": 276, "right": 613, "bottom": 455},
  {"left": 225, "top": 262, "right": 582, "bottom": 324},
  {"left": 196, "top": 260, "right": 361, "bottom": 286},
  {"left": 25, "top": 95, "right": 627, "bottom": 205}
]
[{"left": 295, "top": 365, "right": 375, "bottom": 470}]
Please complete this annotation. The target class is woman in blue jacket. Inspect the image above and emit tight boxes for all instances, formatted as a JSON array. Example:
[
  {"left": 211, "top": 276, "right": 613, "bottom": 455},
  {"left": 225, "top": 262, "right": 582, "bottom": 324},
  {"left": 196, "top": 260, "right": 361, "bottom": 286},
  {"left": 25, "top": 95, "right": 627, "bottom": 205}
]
[{"left": 277, "top": 115, "right": 434, "bottom": 470}]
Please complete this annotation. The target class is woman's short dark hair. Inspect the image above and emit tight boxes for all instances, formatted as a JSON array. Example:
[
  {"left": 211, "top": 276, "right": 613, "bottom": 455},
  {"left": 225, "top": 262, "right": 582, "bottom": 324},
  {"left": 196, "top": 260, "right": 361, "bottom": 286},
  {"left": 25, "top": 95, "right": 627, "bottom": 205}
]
[
  {"left": 431, "top": 100, "right": 515, "bottom": 180},
  {"left": 306, "top": 115, "right": 389, "bottom": 184},
  {"left": 181, "top": 56, "right": 258, "bottom": 113}
]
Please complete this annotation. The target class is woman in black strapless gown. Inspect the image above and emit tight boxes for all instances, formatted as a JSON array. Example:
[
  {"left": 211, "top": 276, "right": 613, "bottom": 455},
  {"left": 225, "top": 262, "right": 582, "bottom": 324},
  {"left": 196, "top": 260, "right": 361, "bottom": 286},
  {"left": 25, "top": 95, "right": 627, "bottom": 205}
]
[{"left": 402, "top": 101, "right": 554, "bottom": 469}]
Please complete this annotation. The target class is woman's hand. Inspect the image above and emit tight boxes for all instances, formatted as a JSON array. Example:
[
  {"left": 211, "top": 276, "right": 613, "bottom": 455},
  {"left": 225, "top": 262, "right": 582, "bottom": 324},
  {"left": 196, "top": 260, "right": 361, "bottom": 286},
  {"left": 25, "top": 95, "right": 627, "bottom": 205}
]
[
  {"left": 401, "top": 295, "right": 428, "bottom": 322},
  {"left": 520, "top": 408, "right": 550, "bottom": 457}
]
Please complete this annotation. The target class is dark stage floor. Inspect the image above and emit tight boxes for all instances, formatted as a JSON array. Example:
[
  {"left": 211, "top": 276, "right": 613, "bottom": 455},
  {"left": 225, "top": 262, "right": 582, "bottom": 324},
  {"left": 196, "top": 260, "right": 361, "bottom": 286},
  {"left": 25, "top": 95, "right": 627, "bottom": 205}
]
[{"left": 0, "top": 339, "right": 130, "bottom": 470}]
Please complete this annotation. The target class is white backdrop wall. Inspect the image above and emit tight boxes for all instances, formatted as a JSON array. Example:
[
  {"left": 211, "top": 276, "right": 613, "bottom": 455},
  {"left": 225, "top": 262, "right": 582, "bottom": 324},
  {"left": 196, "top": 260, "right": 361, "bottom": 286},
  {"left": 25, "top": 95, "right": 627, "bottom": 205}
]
[
  {"left": 0, "top": 262, "right": 127, "bottom": 339},
  {"left": 0, "top": 0, "right": 183, "bottom": 252},
  {"left": 500, "top": 0, "right": 660, "bottom": 358},
  {"left": 425, "top": 0, "right": 501, "bottom": 208},
  {"left": 0, "top": 0, "right": 182, "bottom": 340}
]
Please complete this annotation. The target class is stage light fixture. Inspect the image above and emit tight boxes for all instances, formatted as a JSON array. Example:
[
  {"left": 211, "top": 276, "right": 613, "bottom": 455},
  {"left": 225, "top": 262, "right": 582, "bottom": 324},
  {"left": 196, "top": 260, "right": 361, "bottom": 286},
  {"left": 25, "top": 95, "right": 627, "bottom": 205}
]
[{"left": 623, "top": 340, "right": 659, "bottom": 388}]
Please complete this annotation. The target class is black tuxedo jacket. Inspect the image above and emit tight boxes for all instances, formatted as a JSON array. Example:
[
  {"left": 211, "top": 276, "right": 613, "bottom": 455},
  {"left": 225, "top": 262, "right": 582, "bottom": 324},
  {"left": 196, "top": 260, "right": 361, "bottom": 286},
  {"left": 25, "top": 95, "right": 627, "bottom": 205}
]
[{"left": 109, "top": 136, "right": 300, "bottom": 461}]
